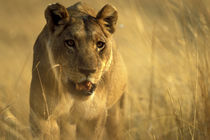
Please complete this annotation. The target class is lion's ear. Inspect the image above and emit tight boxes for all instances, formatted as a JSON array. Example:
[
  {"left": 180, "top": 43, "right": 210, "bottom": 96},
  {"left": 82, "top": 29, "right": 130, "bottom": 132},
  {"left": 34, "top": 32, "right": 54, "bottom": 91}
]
[
  {"left": 96, "top": 4, "right": 118, "bottom": 34},
  {"left": 45, "top": 3, "right": 69, "bottom": 32}
]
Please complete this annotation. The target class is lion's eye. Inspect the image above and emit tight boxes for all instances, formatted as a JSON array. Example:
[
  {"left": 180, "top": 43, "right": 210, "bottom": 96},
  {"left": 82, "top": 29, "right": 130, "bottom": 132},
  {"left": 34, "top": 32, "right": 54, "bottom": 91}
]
[
  {"left": 96, "top": 41, "right": 105, "bottom": 50},
  {"left": 65, "top": 39, "right": 75, "bottom": 48}
]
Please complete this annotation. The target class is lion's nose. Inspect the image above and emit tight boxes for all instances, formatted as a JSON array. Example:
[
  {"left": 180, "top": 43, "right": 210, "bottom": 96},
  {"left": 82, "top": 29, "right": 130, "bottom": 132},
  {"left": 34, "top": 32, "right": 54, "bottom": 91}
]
[{"left": 79, "top": 68, "right": 96, "bottom": 76}]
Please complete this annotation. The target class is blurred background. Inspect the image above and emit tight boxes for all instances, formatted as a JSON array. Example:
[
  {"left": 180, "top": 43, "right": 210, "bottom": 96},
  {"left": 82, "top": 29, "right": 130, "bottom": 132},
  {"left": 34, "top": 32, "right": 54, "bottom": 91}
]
[{"left": 0, "top": 0, "right": 210, "bottom": 139}]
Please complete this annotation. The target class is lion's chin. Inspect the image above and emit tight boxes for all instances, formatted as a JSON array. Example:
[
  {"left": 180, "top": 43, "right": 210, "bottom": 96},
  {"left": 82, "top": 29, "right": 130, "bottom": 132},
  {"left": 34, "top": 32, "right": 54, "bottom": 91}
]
[{"left": 66, "top": 79, "right": 97, "bottom": 97}]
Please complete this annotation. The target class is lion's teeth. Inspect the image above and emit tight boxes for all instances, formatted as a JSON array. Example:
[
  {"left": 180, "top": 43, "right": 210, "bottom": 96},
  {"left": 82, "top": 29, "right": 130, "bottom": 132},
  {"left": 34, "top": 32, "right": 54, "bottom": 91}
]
[
  {"left": 85, "top": 81, "right": 92, "bottom": 90},
  {"left": 75, "top": 81, "right": 92, "bottom": 91}
]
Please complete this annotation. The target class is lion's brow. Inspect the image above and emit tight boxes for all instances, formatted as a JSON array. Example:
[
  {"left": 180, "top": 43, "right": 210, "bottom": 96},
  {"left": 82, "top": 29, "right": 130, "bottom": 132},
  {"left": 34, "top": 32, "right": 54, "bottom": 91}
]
[
  {"left": 72, "top": 31, "right": 100, "bottom": 42},
  {"left": 72, "top": 27, "right": 103, "bottom": 40}
]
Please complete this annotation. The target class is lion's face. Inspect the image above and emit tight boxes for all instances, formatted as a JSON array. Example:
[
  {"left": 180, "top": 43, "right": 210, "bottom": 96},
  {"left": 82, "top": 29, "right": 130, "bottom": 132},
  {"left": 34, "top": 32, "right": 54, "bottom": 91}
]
[{"left": 44, "top": 3, "right": 117, "bottom": 97}]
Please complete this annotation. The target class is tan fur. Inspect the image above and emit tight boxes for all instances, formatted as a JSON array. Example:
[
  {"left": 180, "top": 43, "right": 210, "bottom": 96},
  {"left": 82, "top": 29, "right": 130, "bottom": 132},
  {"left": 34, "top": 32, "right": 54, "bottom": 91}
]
[{"left": 30, "top": 2, "right": 127, "bottom": 140}]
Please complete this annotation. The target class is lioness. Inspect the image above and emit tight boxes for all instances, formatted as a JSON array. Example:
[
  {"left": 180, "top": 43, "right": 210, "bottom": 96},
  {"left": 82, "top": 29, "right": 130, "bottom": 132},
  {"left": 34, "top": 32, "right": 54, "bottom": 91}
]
[{"left": 30, "top": 2, "right": 127, "bottom": 140}]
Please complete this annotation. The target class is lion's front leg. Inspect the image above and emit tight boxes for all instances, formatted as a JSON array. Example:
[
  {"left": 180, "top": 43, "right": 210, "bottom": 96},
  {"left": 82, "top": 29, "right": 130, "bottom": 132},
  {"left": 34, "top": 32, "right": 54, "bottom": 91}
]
[
  {"left": 106, "top": 94, "right": 125, "bottom": 140},
  {"left": 58, "top": 115, "right": 76, "bottom": 140},
  {"left": 76, "top": 112, "right": 107, "bottom": 140},
  {"left": 30, "top": 110, "right": 60, "bottom": 140}
]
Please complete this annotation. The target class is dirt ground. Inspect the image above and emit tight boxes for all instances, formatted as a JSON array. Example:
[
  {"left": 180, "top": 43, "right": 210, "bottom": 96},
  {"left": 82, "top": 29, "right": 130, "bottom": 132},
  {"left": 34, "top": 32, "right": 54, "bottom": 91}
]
[{"left": 0, "top": 0, "right": 210, "bottom": 139}]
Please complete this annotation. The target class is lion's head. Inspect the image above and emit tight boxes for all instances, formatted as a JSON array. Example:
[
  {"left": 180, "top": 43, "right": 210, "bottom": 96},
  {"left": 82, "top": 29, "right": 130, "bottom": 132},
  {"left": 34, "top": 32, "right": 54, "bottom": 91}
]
[{"left": 44, "top": 2, "right": 118, "bottom": 97}]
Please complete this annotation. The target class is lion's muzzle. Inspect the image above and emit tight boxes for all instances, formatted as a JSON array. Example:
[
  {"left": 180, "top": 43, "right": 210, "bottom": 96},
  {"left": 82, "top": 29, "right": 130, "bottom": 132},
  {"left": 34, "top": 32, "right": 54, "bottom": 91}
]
[
  {"left": 75, "top": 80, "right": 96, "bottom": 95},
  {"left": 67, "top": 79, "right": 97, "bottom": 96}
]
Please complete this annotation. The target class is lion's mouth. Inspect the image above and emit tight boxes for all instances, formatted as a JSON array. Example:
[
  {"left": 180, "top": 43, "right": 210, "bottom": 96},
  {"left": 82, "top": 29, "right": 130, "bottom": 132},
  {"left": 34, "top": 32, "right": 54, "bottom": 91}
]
[
  {"left": 75, "top": 80, "right": 96, "bottom": 95},
  {"left": 67, "top": 79, "right": 96, "bottom": 96}
]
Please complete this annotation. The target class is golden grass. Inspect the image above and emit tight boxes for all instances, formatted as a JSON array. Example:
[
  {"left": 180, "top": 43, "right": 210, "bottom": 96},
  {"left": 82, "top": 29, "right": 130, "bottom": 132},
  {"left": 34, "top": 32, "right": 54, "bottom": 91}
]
[{"left": 0, "top": 0, "right": 210, "bottom": 139}]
